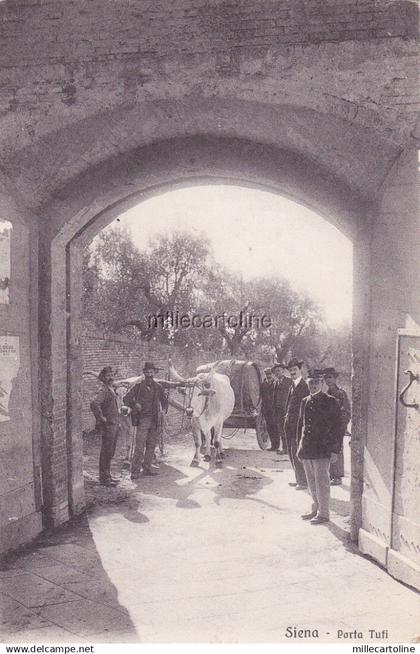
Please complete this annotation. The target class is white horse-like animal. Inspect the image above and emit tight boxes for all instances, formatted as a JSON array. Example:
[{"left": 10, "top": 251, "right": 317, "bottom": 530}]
[{"left": 168, "top": 360, "right": 235, "bottom": 466}]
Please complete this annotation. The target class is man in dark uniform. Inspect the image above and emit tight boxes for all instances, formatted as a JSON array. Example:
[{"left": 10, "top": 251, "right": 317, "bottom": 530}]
[
  {"left": 261, "top": 367, "right": 278, "bottom": 451},
  {"left": 123, "top": 362, "right": 168, "bottom": 479},
  {"left": 272, "top": 363, "right": 292, "bottom": 454},
  {"left": 284, "top": 358, "right": 309, "bottom": 489},
  {"left": 323, "top": 367, "right": 351, "bottom": 485},
  {"left": 90, "top": 366, "right": 120, "bottom": 487},
  {"left": 297, "top": 369, "right": 342, "bottom": 524}
]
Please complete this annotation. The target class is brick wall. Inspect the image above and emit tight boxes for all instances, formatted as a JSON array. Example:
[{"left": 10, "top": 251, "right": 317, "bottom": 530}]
[
  {"left": 81, "top": 331, "right": 352, "bottom": 434},
  {"left": 81, "top": 332, "right": 227, "bottom": 434},
  {"left": 1, "top": 0, "right": 417, "bottom": 212},
  {"left": 0, "top": 0, "right": 417, "bottom": 68},
  {"left": 0, "top": 0, "right": 410, "bottom": 552},
  {"left": 0, "top": 216, "right": 43, "bottom": 552}
]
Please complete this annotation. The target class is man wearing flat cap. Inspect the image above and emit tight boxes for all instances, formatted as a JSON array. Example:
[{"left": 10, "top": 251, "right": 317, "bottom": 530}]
[
  {"left": 283, "top": 358, "right": 309, "bottom": 488},
  {"left": 297, "top": 369, "right": 342, "bottom": 524},
  {"left": 123, "top": 362, "right": 168, "bottom": 479},
  {"left": 90, "top": 366, "right": 120, "bottom": 486},
  {"left": 323, "top": 367, "right": 351, "bottom": 485}
]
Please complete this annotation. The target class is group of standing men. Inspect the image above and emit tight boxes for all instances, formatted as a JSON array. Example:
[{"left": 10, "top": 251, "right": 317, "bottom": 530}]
[
  {"left": 89, "top": 356, "right": 351, "bottom": 525},
  {"left": 261, "top": 358, "right": 351, "bottom": 524},
  {"left": 90, "top": 362, "right": 180, "bottom": 486}
]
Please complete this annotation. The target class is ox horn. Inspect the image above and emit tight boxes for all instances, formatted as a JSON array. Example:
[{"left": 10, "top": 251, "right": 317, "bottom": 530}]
[
  {"left": 113, "top": 374, "right": 144, "bottom": 387},
  {"left": 83, "top": 370, "right": 100, "bottom": 380},
  {"left": 168, "top": 358, "right": 187, "bottom": 384}
]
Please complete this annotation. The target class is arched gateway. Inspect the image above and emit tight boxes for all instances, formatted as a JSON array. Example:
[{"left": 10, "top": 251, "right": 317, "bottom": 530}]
[{"left": 0, "top": 0, "right": 418, "bottom": 592}]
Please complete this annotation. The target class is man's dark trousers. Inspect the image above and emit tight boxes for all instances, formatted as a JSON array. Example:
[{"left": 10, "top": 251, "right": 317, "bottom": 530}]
[
  {"left": 266, "top": 418, "right": 280, "bottom": 450},
  {"left": 99, "top": 422, "right": 119, "bottom": 481},
  {"left": 286, "top": 433, "right": 307, "bottom": 486},
  {"left": 278, "top": 422, "right": 287, "bottom": 452},
  {"left": 284, "top": 378, "right": 309, "bottom": 486},
  {"left": 131, "top": 416, "right": 159, "bottom": 474}
]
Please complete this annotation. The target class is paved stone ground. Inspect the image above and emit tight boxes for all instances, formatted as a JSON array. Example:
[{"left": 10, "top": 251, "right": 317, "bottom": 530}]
[{"left": 1, "top": 430, "right": 418, "bottom": 644}]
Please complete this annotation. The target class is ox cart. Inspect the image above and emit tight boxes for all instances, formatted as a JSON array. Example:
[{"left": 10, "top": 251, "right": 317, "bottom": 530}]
[{"left": 196, "top": 359, "right": 271, "bottom": 449}]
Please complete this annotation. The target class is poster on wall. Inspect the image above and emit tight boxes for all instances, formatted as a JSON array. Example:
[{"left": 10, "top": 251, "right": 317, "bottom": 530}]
[
  {"left": 0, "top": 220, "right": 12, "bottom": 304},
  {"left": 0, "top": 336, "right": 20, "bottom": 422}
]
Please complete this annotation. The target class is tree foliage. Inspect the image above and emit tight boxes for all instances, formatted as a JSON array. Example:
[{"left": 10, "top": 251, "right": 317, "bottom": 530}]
[
  {"left": 83, "top": 227, "right": 149, "bottom": 336},
  {"left": 82, "top": 225, "right": 351, "bottom": 373},
  {"left": 83, "top": 227, "right": 213, "bottom": 344}
]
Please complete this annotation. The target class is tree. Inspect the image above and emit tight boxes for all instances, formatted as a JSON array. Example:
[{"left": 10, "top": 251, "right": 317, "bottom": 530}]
[
  {"left": 82, "top": 225, "right": 329, "bottom": 363},
  {"left": 314, "top": 323, "right": 352, "bottom": 372},
  {"left": 201, "top": 269, "right": 323, "bottom": 360},
  {"left": 200, "top": 265, "right": 260, "bottom": 355},
  {"left": 82, "top": 248, "right": 113, "bottom": 334},
  {"left": 247, "top": 277, "right": 324, "bottom": 364},
  {"left": 83, "top": 226, "right": 152, "bottom": 337},
  {"left": 139, "top": 230, "right": 213, "bottom": 345},
  {"left": 141, "top": 231, "right": 209, "bottom": 311},
  {"left": 82, "top": 226, "right": 214, "bottom": 345}
]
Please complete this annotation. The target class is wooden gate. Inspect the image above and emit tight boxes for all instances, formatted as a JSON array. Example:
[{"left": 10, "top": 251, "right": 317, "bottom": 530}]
[{"left": 388, "top": 329, "right": 420, "bottom": 589}]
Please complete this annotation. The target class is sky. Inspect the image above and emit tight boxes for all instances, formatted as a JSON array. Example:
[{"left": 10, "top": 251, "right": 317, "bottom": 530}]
[{"left": 108, "top": 185, "right": 353, "bottom": 326}]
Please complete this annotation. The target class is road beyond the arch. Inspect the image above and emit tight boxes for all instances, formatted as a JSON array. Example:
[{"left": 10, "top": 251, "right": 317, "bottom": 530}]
[{"left": 1, "top": 431, "right": 418, "bottom": 643}]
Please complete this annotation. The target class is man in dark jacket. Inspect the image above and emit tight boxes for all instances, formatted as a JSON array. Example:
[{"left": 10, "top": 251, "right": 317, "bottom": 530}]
[
  {"left": 323, "top": 367, "right": 351, "bottom": 485},
  {"left": 272, "top": 363, "right": 292, "bottom": 454},
  {"left": 123, "top": 361, "right": 168, "bottom": 479},
  {"left": 261, "top": 368, "right": 279, "bottom": 451},
  {"left": 90, "top": 366, "right": 120, "bottom": 486},
  {"left": 284, "top": 358, "right": 309, "bottom": 488},
  {"left": 297, "top": 369, "right": 342, "bottom": 524}
]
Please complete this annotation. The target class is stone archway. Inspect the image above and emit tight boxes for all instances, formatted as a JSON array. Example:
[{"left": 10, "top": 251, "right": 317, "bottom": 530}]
[
  {"left": 35, "top": 131, "right": 419, "bottom": 589},
  {"left": 37, "top": 135, "right": 371, "bottom": 544},
  {"left": 0, "top": 0, "right": 417, "bottom": 589}
]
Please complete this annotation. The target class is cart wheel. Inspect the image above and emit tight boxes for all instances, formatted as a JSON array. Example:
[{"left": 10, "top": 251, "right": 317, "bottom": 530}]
[{"left": 255, "top": 413, "right": 270, "bottom": 450}]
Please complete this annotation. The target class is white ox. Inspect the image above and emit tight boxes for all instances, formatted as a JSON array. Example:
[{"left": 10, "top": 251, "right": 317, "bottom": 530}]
[{"left": 168, "top": 361, "right": 235, "bottom": 467}]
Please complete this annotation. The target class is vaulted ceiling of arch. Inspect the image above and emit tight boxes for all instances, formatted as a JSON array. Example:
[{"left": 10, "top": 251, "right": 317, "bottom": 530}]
[{"left": 0, "top": 0, "right": 418, "bottom": 210}]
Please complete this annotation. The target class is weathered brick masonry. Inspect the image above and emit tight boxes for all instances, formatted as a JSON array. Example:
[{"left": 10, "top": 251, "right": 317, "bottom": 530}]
[
  {"left": 0, "top": 0, "right": 418, "bottom": 208},
  {"left": 1, "top": 0, "right": 417, "bottom": 64},
  {"left": 81, "top": 333, "right": 226, "bottom": 435},
  {"left": 81, "top": 333, "right": 351, "bottom": 434},
  {"left": 0, "top": 0, "right": 418, "bottom": 587}
]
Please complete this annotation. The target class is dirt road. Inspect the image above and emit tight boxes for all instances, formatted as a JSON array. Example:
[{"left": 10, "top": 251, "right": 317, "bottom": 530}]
[{"left": 1, "top": 430, "right": 418, "bottom": 643}]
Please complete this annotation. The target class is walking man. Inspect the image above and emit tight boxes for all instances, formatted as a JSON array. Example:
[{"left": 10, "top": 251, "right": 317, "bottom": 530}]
[
  {"left": 272, "top": 363, "right": 292, "bottom": 454},
  {"left": 90, "top": 366, "right": 120, "bottom": 487},
  {"left": 284, "top": 358, "right": 309, "bottom": 489},
  {"left": 297, "top": 369, "right": 342, "bottom": 524},
  {"left": 123, "top": 362, "right": 168, "bottom": 478},
  {"left": 261, "top": 367, "right": 279, "bottom": 451},
  {"left": 323, "top": 367, "right": 351, "bottom": 485}
]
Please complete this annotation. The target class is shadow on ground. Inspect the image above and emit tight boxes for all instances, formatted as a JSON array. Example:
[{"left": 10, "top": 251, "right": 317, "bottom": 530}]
[
  {"left": 85, "top": 422, "right": 294, "bottom": 508},
  {"left": 0, "top": 515, "right": 139, "bottom": 643},
  {"left": 83, "top": 428, "right": 351, "bottom": 547},
  {"left": 3, "top": 433, "right": 418, "bottom": 645},
  {"left": 0, "top": 430, "right": 353, "bottom": 643}
]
